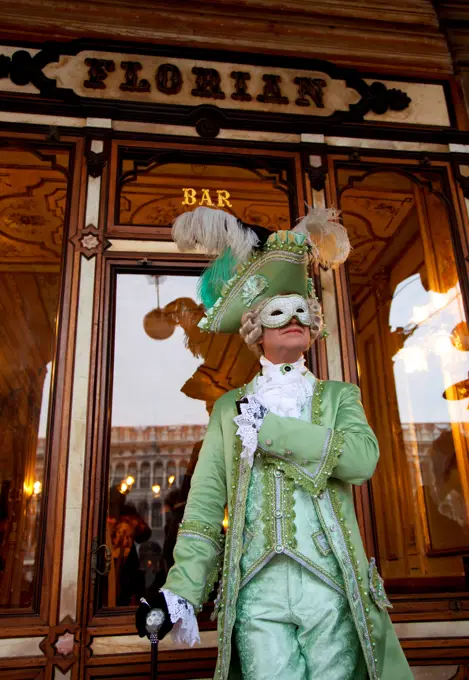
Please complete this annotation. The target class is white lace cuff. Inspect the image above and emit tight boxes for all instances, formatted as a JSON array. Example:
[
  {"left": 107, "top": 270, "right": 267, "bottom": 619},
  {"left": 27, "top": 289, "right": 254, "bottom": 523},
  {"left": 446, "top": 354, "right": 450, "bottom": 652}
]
[
  {"left": 160, "top": 589, "right": 200, "bottom": 647},
  {"left": 233, "top": 395, "right": 268, "bottom": 468}
]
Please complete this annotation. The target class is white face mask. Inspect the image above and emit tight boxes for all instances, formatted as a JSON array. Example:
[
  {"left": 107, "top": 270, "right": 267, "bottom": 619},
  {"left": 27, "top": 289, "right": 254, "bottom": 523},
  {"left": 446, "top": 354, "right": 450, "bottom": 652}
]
[{"left": 260, "top": 294, "right": 311, "bottom": 329}]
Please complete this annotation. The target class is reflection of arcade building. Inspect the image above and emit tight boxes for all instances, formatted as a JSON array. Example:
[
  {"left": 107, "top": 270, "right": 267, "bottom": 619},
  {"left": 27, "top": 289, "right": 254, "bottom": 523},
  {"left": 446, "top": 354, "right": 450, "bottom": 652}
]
[{"left": 109, "top": 424, "right": 206, "bottom": 546}]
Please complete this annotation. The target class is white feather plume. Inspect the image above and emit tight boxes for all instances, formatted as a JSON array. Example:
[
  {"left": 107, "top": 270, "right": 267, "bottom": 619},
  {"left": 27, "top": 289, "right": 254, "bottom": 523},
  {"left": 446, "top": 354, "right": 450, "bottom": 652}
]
[
  {"left": 172, "top": 207, "right": 259, "bottom": 261},
  {"left": 293, "top": 206, "right": 350, "bottom": 269}
]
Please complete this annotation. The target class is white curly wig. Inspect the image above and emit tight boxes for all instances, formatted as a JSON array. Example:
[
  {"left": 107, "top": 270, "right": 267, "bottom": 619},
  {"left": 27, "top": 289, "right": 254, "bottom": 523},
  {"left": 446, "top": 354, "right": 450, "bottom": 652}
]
[{"left": 239, "top": 295, "right": 324, "bottom": 357}]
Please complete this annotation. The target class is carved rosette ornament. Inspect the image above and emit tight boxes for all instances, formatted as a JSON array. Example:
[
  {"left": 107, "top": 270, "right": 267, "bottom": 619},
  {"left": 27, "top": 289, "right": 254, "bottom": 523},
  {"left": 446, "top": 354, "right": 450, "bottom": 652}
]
[
  {"left": 70, "top": 224, "right": 109, "bottom": 259},
  {"left": 39, "top": 615, "right": 79, "bottom": 673}
]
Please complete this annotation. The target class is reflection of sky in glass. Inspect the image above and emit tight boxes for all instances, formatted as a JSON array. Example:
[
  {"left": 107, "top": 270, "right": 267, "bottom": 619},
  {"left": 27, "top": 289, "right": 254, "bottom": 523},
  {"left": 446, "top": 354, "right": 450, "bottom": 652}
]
[
  {"left": 390, "top": 275, "right": 469, "bottom": 423},
  {"left": 112, "top": 274, "right": 209, "bottom": 427}
]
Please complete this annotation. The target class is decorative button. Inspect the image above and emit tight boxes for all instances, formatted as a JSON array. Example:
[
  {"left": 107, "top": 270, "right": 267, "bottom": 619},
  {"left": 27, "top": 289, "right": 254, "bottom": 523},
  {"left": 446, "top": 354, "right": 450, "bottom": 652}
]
[
  {"left": 274, "top": 470, "right": 282, "bottom": 478},
  {"left": 275, "top": 511, "right": 283, "bottom": 519},
  {"left": 301, "top": 459, "right": 309, "bottom": 466},
  {"left": 284, "top": 449, "right": 292, "bottom": 455},
  {"left": 265, "top": 439, "right": 272, "bottom": 446},
  {"left": 275, "top": 544, "right": 284, "bottom": 553},
  {"left": 330, "top": 525, "right": 336, "bottom": 532}
]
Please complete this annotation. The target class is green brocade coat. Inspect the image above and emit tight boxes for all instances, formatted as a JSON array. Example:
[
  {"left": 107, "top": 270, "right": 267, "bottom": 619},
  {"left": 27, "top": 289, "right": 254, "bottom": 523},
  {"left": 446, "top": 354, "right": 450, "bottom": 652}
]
[{"left": 164, "top": 377, "right": 412, "bottom": 680}]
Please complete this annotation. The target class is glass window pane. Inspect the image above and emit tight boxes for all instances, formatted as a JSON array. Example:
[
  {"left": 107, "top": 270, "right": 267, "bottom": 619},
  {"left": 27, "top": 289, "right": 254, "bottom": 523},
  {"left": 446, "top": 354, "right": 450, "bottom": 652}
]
[
  {"left": 104, "top": 273, "right": 260, "bottom": 608},
  {"left": 0, "top": 145, "right": 69, "bottom": 608},
  {"left": 338, "top": 166, "right": 469, "bottom": 588}
]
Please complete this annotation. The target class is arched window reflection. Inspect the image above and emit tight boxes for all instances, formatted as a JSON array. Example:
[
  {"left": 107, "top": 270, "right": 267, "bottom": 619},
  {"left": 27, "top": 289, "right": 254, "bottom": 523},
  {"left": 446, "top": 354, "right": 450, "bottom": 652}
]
[{"left": 338, "top": 164, "right": 469, "bottom": 588}]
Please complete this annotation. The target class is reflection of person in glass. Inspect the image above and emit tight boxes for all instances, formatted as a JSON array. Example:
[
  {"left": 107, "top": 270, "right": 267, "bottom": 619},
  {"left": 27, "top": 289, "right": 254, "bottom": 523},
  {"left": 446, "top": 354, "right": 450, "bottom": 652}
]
[
  {"left": 109, "top": 485, "right": 152, "bottom": 606},
  {"left": 136, "top": 207, "right": 412, "bottom": 680}
]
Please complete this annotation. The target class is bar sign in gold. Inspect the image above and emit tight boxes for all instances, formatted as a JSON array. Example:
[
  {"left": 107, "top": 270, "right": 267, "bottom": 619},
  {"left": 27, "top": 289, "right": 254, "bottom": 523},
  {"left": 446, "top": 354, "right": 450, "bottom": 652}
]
[{"left": 182, "top": 188, "right": 232, "bottom": 207}]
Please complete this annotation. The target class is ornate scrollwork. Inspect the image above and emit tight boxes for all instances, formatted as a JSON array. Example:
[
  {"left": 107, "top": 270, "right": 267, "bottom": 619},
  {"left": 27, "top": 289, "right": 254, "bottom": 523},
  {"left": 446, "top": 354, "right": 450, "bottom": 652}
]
[
  {"left": 0, "top": 49, "right": 59, "bottom": 92},
  {"left": 359, "top": 81, "right": 412, "bottom": 116}
]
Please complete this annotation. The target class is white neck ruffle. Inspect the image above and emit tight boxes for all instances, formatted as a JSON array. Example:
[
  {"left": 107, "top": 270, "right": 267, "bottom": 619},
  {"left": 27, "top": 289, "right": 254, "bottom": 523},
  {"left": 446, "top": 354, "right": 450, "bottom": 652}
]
[{"left": 256, "top": 355, "right": 313, "bottom": 418}]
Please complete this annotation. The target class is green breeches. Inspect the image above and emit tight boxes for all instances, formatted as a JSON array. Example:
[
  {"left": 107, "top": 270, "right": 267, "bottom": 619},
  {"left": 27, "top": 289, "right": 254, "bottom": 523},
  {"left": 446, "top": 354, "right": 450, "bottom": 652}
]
[{"left": 234, "top": 555, "right": 367, "bottom": 680}]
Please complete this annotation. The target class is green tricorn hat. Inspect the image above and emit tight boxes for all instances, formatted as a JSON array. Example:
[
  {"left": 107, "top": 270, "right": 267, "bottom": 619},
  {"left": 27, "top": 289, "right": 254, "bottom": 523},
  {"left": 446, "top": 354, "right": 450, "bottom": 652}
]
[{"left": 172, "top": 206, "right": 350, "bottom": 334}]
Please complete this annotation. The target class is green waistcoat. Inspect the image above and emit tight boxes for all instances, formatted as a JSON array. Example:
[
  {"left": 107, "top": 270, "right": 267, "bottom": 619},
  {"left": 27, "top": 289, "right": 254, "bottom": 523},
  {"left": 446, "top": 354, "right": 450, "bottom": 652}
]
[
  {"left": 240, "top": 374, "right": 345, "bottom": 596},
  {"left": 164, "top": 376, "right": 413, "bottom": 680}
]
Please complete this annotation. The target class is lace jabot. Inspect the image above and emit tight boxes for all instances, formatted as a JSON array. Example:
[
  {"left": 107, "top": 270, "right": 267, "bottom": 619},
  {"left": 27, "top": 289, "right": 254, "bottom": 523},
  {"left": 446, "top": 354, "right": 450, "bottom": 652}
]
[
  {"left": 234, "top": 355, "right": 314, "bottom": 468},
  {"left": 256, "top": 355, "right": 314, "bottom": 418}
]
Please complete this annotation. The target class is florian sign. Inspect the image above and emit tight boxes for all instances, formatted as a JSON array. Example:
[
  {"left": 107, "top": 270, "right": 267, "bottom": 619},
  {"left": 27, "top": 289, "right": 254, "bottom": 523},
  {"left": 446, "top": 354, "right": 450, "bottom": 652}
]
[
  {"left": 79, "top": 58, "right": 330, "bottom": 111},
  {"left": 0, "top": 45, "right": 414, "bottom": 127}
]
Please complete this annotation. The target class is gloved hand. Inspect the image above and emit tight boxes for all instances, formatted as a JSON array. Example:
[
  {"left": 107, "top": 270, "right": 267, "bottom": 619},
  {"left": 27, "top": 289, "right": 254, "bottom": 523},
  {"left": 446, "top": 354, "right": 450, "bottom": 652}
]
[{"left": 135, "top": 591, "right": 173, "bottom": 640}]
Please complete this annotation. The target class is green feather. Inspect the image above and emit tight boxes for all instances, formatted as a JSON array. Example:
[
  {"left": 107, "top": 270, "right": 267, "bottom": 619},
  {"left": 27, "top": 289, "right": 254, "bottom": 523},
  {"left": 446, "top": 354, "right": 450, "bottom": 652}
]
[{"left": 198, "top": 248, "right": 238, "bottom": 309}]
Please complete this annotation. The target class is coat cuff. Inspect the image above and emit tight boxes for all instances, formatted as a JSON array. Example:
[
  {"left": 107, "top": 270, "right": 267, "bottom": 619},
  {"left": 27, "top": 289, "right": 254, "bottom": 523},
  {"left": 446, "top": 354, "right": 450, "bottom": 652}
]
[{"left": 178, "top": 520, "right": 225, "bottom": 554}]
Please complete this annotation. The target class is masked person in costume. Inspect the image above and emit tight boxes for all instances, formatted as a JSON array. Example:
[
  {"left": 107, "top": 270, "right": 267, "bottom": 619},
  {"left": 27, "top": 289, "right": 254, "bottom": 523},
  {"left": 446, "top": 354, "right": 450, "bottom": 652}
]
[{"left": 136, "top": 206, "right": 412, "bottom": 680}]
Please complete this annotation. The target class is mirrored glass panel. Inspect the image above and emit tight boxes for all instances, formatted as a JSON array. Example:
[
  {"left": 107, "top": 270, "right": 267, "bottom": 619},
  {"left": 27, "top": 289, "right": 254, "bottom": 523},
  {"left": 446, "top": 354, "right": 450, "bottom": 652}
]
[
  {"left": 103, "top": 273, "right": 260, "bottom": 608},
  {"left": 0, "top": 145, "right": 69, "bottom": 607},
  {"left": 337, "top": 165, "right": 469, "bottom": 588}
]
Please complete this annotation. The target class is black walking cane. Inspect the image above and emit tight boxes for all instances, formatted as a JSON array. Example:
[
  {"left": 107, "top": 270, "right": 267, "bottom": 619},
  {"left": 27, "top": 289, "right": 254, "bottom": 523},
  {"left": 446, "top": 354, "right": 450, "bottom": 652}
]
[{"left": 140, "top": 597, "right": 166, "bottom": 680}]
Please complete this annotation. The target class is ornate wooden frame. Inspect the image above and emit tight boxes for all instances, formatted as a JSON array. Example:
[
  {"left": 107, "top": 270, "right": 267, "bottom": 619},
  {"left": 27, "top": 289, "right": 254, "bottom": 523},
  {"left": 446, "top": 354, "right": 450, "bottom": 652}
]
[
  {"left": 327, "top": 152, "right": 469, "bottom": 615},
  {"left": 3, "top": 123, "right": 469, "bottom": 676}
]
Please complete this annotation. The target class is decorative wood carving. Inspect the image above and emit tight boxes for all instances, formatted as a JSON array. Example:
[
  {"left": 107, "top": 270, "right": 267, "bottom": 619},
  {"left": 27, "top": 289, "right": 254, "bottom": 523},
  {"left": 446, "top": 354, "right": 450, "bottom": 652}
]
[
  {"left": 305, "top": 158, "right": 329, "bottom": 192},
  {"left": 0, "top": 49, "right": 50, "bottom": 88},
  {"left": 0, "top": 42, "right": 416, "bottom": 134},
  {"left": 362, "top": 81, "right": 412, "bottom": 115},
  {"left": 86, "top": 149, "right": 106, "bottom": 177},
  {"left": 195, "top": 116, "right": 221, "bottom": 138},
  {"left": 39, "top": 614, "right": 79, "bottom": 673},
  {"left": 70, "top": 224, "right": 109, "bottom": 259},
  {"left": 85, "top": 139, "right": 111, "bottom": 178}
]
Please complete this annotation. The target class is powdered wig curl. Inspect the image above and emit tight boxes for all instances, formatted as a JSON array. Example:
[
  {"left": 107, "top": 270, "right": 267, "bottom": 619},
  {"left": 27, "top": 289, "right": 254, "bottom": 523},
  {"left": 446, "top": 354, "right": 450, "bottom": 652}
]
[{"left": 239, "top": 295, "right": 324, "bottom": 356}]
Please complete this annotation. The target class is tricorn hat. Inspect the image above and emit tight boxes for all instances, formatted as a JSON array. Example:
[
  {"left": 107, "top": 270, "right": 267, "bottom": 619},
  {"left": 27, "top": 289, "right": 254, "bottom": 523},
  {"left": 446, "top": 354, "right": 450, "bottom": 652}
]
[{"left": 172, "top": 206, "right": 350, "bottom": 334}]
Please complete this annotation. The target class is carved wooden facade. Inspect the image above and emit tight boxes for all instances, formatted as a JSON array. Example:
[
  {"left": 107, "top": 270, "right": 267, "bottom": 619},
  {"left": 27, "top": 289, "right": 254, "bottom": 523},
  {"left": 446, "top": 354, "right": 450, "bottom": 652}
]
[{"left": 1, "top": 2, "right": 469, "bottom": 680}]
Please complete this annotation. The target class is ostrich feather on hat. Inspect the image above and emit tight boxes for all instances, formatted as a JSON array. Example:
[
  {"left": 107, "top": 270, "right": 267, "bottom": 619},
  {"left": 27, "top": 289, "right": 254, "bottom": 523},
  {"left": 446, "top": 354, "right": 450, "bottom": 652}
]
[
  {"left": 172, "top": 207, "right": 271, "bottom": 309},
  {"left": 293, "top": 205, "right": 350, "bottom": 269},
  {"left": 172, "top": 206, "right": 350, "bottom": 333}
]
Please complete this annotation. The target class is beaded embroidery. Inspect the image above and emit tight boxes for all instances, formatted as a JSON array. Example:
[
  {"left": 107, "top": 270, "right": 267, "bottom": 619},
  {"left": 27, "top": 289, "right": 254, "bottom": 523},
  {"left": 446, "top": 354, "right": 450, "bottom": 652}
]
[
  {"left": 178, "top": 520, "right": 225, "bottom": 553},
  {"left": 240, "top": 274, "right": 269, "bottom": 307},
  {"left": 259, "top": 427, "right": 344, "bottom": 498},
  {"left": 368, "top": 557, "right": 392, "bottom": 611},
  {"left": 312, "top": 530, "right": 332, "bottom": 557},
  {"left": 216, "top": 431, "right": 252, "bottom": 678},
  {"left": 311, "top": 379, "right": 325, "bottom": 425},
  {"left": 319, "top": 489, "right": 379, "bottom": 680}
]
